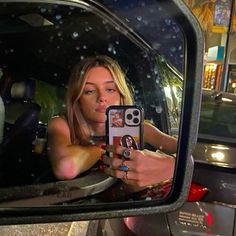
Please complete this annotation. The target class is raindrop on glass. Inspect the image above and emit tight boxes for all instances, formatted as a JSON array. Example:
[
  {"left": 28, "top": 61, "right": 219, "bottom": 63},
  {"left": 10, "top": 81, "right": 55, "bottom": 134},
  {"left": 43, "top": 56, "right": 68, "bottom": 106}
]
[
  {"left": 57, "top": 31, "right": 62, "bottom": 37},
  {"left": 72, "top": 32, "right": 79, "bottom": 39},
  {"left": 40, "top": 8, "right": 47, "bottom": 13},
  {"left": 137, "top": 16, "right": 142, "bottom": 21},
  {"left": 152, "top": 42, "right": 160, "bottom": 50},
  {"left": 55, "top": 14, "right": 62, "bottom": 20},
  {"left": 49, "top": 36, "right": 54, "bottom": 41},
  {"left": 155, "top": 106, "right": 163, "bottom": 114},
  {"left": 164, "top": 19, "right": 171, "bottom": 26},
  {"left": 108, "top": 44, "right": 113, "bottom": 52},
  {"left": 143, "top": 20, "right": 148, "bottom": 25}
]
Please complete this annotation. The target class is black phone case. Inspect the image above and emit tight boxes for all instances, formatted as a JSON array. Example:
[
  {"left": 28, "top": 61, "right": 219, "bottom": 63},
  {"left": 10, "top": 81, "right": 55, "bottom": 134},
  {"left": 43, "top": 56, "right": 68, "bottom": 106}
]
[{"left": 106, "top": 105, "right": 144, "bottom": 152}]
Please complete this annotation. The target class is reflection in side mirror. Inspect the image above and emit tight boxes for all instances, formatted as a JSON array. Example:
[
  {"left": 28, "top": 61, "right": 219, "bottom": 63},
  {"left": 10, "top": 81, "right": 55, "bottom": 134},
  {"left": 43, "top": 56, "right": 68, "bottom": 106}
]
[{"left": 0, "top": 0, "right": 203, "bottom": 224}]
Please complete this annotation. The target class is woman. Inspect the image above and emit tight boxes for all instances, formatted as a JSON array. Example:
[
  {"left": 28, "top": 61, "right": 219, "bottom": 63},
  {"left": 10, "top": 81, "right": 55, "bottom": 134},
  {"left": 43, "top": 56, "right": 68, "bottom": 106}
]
[{"left": 48, "top": 55, "right": 176, "bottom": 190}]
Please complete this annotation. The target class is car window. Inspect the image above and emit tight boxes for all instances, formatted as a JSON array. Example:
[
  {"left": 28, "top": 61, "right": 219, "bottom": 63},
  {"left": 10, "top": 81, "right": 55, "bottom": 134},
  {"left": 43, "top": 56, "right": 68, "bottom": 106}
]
[
  {"left": 0, "top": 1, "right": 186, "bottom": 205},
  {"left": 199, "top": 93, "right": 236, "bottom": 143},
  {"left": 98, "top": 0, "right": 185, "bottom": 73}
]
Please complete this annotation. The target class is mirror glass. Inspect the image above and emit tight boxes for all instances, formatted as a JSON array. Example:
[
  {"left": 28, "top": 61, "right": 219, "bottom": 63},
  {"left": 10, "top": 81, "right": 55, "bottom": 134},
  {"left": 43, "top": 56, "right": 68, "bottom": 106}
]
[{"left": 0, "top": 0, "right": 184, "bottom": 207}]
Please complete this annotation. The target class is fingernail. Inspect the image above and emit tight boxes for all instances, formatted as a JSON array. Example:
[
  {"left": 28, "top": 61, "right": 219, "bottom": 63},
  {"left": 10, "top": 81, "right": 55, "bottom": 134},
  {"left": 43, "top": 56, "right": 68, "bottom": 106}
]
[{"left": 99, "top": 164, "right": 107, "bottom": 172}]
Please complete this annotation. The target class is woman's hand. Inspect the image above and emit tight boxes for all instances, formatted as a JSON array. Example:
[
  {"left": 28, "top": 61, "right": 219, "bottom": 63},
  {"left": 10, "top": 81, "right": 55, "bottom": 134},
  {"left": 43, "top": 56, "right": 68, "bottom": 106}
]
[{"left": 100, "top": 145, "right": 175, "bottom": 188}]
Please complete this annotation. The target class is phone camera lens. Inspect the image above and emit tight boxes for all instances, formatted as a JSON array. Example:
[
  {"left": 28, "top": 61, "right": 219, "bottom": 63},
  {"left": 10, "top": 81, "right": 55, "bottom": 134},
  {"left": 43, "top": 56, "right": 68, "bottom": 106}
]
[
  {"left": 133, "top": 118, "right": 139, "bottom": 124},
  {"left": 126, "top": 114, "right": 133, "bottom": 120},
  {"left": 133, "top": 110, "right": 139, "bottom": 116}
]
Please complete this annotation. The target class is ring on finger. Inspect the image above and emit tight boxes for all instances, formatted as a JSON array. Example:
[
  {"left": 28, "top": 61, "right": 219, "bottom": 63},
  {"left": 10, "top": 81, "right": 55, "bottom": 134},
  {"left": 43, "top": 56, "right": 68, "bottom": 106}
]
[
  {"left": 118, "top": 159, "right": 129, "bottom": 171},
  {"left": 125, "top": 171, "right": 129, "bottom": 180},
  {"left": 122, "top": 149, "right": 131, "bottom": 158},
  {"left": 118, "top": 164, "right": 129, "bottom": 171}
]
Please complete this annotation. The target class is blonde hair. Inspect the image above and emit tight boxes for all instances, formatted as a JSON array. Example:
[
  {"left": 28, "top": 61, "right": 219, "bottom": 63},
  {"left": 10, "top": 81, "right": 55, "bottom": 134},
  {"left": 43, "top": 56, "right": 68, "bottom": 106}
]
[{"left": 66, "top": 55, "right": 134, "bottom": 145}]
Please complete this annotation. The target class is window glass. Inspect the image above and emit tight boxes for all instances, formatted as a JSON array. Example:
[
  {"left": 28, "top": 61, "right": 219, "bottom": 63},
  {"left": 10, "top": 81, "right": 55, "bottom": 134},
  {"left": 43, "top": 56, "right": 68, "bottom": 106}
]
[
  {"left": 199, "top": 100, "right": 236, "bottom": 141},
  {"left": 0, "top": 1, "right": 185, "bottom": 205}
]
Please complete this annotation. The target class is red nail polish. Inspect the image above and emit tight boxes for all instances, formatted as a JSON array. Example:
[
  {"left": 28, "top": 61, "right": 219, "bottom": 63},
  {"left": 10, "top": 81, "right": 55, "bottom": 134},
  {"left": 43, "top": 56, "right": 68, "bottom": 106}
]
[{"left": 99, "top": 164, "right": 107, "bottom": 172}]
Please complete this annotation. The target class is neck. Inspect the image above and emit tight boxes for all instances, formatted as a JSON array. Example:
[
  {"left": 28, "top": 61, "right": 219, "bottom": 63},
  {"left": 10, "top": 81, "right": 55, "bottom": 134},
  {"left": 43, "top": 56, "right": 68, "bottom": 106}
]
[{"left": 89, "top": 122, "right": 106, "bottom": 136}]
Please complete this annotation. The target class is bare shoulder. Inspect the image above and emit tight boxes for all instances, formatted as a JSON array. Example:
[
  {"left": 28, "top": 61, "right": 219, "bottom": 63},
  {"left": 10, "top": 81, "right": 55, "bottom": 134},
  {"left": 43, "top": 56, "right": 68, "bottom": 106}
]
[{"left": 48, "top": 116, "right": 69, "bottom": 131}]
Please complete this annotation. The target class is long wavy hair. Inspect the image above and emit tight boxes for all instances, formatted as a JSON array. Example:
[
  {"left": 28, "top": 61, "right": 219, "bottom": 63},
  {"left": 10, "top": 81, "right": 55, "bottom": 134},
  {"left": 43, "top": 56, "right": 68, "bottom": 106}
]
[{"left": 66, "top": 55, "right": 134, "bottom": 145}]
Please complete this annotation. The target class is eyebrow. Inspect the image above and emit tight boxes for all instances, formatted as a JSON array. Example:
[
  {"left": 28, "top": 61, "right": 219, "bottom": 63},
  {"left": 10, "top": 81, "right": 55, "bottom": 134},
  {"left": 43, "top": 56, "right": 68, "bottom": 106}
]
[{"left": 85, "top": 81, "right": 115, "bottom": 85}]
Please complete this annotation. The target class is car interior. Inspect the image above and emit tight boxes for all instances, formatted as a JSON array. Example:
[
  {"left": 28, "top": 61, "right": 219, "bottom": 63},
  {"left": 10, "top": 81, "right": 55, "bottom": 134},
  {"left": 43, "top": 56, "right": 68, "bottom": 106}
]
[{"left": 0, "top": 1, "right": 183, "bottom": 190}]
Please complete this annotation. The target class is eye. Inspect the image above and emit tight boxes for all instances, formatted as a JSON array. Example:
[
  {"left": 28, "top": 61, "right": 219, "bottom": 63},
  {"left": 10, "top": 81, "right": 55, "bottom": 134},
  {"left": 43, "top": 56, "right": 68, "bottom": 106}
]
[
  {"left": 84, "top": 89, "right": 96, "bottom": 95},
  {"left": 106, "top": 87, "right": 117, "bottom": 93}
]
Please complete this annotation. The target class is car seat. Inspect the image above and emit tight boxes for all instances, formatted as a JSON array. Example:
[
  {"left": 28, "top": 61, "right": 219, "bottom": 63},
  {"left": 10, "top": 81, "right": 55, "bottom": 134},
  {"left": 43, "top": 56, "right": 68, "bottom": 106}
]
[{"left": 0, "top": 79, "right": 41, "bottom": 186}]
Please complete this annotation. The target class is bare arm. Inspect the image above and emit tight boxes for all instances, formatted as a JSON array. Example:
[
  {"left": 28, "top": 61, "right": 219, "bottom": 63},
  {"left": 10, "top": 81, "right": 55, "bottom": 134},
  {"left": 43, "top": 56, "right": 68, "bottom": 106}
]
[
  {"left": 143, "top": 122, "right": 177, "bottom": 154},
  {"left": 47, "top": 117, "right": 103, "bottom": 180}
]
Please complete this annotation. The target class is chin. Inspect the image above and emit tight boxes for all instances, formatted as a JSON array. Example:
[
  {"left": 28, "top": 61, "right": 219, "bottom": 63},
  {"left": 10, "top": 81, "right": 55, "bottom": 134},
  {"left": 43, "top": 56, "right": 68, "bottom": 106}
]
[{"left": 96, "top": 113, "right": 106, "bottom": 120}]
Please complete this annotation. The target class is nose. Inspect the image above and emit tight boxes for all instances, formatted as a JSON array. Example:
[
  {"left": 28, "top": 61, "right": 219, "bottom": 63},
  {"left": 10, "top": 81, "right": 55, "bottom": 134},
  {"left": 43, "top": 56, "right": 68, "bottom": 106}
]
[{"left": 97, "top": 90, "right": 107, "bottom": 103}]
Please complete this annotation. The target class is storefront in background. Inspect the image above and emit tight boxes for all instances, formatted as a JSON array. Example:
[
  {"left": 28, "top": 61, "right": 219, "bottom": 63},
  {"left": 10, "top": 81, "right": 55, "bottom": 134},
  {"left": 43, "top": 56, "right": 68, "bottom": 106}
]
[{"left": 184, "top": 0, "right": 236, "bottom": 93}]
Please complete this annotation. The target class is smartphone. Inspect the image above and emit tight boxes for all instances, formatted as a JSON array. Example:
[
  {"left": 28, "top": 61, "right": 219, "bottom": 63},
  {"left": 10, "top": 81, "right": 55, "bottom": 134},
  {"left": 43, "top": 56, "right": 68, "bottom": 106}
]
[{"left": 106, "top": 105, "right": 144, "bottom": 154}]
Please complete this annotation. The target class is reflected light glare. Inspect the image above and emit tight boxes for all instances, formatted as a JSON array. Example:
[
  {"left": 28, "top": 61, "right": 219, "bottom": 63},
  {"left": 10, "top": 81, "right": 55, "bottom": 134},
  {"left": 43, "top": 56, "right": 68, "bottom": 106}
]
[
  {"left": 164, "top": 85, "right": 177, "bottom": 98},
  {"left": 205, "top": 212, "right": 213, "bottom": 227},
  {"left": 164, "top": 85, "right": 171, "bottom": 97},
  {"left": 124, "top": 217, "right": 129, "bottom": 224},
  {"left": 222, "top": 98, "right": 232, "bottom": 102},
  {"left": 211, "top": 145, "right": 229, "bottom": 150},
  {"left": 211, "top": 152, "right": 224, "bottom": 161}
]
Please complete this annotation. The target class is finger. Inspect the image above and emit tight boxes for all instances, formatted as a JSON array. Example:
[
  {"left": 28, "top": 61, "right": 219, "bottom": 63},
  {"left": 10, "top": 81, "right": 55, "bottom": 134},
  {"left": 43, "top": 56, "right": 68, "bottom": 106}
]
[
  {"left": 107, "top": 145, "right": 136, "bottom": 159},
  {"left": 102, "top": 155, "right": 121, "bottom": 167},
  {"left": 104, "top": 167, "right": 136, "bottom": 181},
  {"left": 102, "top": 156, "right": 133, "bottom": 171}
]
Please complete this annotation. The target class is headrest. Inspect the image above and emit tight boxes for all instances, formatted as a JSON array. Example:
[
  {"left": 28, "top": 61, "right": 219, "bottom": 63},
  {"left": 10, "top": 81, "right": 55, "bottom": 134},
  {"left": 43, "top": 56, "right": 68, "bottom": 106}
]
[{"left": 10, "top": 79, "right": 36, "bottom": 100}]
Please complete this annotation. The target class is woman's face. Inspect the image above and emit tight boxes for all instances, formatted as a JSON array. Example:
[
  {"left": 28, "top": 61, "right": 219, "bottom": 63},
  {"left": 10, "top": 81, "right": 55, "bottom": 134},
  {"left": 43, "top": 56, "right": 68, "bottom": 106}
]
[{"left": 79, "top": 66, "right": 121, "bottom": 129}]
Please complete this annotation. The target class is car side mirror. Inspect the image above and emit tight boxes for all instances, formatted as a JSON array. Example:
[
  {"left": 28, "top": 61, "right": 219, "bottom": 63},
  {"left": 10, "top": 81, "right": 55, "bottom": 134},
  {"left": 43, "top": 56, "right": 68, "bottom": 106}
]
[{"left": 0, "top": 0, "right": 203, "bottom": 224}]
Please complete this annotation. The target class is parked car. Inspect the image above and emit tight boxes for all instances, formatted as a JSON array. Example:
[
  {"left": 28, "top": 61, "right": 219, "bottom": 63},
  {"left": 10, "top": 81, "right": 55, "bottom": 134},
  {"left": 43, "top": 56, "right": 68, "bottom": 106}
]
[{"left": 95, "top": 89, "right": 236, "bottom": 236}]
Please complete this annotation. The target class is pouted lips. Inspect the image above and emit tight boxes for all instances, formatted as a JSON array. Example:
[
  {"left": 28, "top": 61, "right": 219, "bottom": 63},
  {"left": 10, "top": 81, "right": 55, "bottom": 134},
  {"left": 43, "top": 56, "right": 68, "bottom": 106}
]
[{"left": 95, "top": 106, "right": 107, "bottom": 113}]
